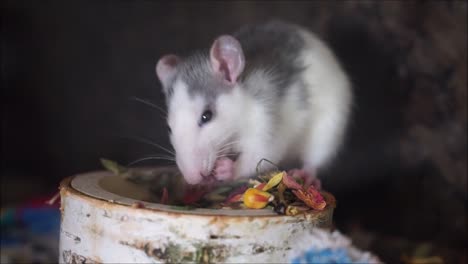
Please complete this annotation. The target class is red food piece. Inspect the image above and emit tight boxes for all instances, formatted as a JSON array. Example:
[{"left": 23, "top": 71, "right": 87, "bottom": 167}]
[
  {"left": 182, "top": 187, "right": 209, "bottom": 205},
  {"left": 225, "top": 193, "right": 243, "bottom": 204},
  {"left": 255, "top": 182, "right": 267, "bottom": 190},
  {"left": 131, "top": 202, "right": 145, "bottom": 208},
  {"left": 225, "top": 185, "right": 248, "bottom": 203},
  {"left": 161, "top": 187, "right": 169, "bottom": 205},
  {"left": 306, "top": 185, "right": 325, "bottom": 204},
  {"left": 292, "top": 185, "right": 326, "bottom": 211}
]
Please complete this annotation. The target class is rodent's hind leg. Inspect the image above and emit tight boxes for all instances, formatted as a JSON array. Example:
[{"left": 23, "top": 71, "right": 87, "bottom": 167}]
[{"left": 288, "top": 167, "right": 321, "bottom": 190}]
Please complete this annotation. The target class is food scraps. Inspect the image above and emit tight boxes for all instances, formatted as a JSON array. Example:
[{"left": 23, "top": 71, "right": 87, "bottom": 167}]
[
  {"left": 101, "top": 158, "right": 330, "bottom": 216},
  {"left": 175, "top": 169, "right": 329, "bottom": 215}
]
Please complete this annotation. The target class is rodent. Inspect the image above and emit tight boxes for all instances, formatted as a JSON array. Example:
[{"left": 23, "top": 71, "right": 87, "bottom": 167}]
[{"left": 155, "top": 20, "right": 352, "bottom": 186}]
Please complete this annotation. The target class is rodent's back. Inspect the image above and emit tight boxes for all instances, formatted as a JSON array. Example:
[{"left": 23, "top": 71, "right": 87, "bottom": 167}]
[{"left": 233, "top": 21, "right": 307, "bottom": 91}]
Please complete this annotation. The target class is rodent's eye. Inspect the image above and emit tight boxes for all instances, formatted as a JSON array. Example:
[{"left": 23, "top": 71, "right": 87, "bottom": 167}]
[
  {"left": 200, "top": 110, "right": 213, "bottom": 126},
  {"left": 166, "top": 124, "right": 172, "bottom": 134}
]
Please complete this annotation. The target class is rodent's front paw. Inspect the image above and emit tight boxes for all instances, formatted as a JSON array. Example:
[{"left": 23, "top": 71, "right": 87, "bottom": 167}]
[{"left": 213, "top": 158, "right": 235, "bottom": 181}]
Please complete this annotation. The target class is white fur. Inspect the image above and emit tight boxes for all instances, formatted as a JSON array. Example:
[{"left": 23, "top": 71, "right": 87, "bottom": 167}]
[
  {"left": 167, "top": 80, "right": 204, "bottom": 184},
  {"left": 298, "top": 29, "right": 352, "bottom": 171}
]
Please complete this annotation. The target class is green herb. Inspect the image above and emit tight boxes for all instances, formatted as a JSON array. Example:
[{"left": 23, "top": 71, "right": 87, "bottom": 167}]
[{"left": 100, "top": 158, "right": 128, "bottom": 175}]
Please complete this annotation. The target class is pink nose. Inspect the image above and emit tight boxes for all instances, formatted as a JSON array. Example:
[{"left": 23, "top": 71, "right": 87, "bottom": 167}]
[
  {"left": 180, "top": 168, "right": 203, "bottom": 185},
  {"left": 185, "top": 175, "right": 202, "bottom": 185},
  {"left": 176, "top": 156, "right": 205, "bottom": 185}
]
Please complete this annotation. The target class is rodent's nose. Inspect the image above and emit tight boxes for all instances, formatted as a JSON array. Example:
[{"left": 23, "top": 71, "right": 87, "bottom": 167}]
[{"left": 183, "top": 172, "right": 203, "bottom": 185}]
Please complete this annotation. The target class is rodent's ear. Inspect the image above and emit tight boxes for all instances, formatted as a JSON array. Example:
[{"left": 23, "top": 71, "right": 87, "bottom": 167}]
[
  {"left": 156, "top": 54, "right": 181, "bottom": 91},
  {"left": 210, "top": 35, "right": 245, "bottom": 84}
]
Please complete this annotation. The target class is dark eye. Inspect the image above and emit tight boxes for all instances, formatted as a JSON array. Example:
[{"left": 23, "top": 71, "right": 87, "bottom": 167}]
[
  {"left": 200, "top": 110, "right": 213, "bottom": 125},
  {"left": 166, "top": 124, "right": 172, "bottom": 134}
]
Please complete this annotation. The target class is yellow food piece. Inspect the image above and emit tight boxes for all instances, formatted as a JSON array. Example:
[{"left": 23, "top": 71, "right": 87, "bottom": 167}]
[
  {"left": 262, "top": 171, "right": 285, "bottom": 191},
  {"left": 285, "top": 205, "right": 310, "bottom": 216},
  {"left": 243, "top": 188, "right": 274, "bottom": 209}
]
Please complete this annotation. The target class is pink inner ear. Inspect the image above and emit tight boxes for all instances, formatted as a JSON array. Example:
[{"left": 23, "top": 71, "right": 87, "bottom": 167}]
[
  {"left": 163, "top": 55, "right": 180, "bottom": 68},
  {"left": 210, "top": 35, "right": 245, "bottom": 84},
  {"left": 156, "top": 54, "right": 180, "bottom": 85}
]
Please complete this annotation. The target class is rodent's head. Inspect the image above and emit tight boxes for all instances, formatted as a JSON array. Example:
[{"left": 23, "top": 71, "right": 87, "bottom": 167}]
[{"left": 155, "top": 35, "right": 246, "bottom": 184}]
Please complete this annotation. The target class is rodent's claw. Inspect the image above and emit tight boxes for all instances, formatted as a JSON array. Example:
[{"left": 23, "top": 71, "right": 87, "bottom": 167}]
[
  {"left": 288, "top": 168, "right": 321, "bottom": 190},
  {"left": 213, "top": 158, "right": 235, "bottom": 181},
  {"left": 305, "top": 176, "right": 321, "bottom": 191}
]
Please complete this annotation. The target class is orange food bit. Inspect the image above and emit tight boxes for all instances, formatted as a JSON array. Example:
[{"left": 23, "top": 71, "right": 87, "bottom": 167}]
[{"left": 243, "top": 188, "right": 274, "bottom": 209}]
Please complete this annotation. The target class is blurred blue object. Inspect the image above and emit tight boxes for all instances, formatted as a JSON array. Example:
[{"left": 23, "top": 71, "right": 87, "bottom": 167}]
[
  {"left": 21, "top": 208, "right": 61, "bottom": 235},
  {"left": 1, "top": 204, "right": 61, "bottom": 263},
  {"left": 291, "top": 248, "right": 354, "bottom": 264}
]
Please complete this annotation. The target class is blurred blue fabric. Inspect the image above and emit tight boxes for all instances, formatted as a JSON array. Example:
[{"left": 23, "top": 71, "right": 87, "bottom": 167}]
[
  {"left": 291, "top": 248, "right": 355, "bottom": 264},
  {"left": 1, "top": 198, "right": 61, "bottom": 263}
]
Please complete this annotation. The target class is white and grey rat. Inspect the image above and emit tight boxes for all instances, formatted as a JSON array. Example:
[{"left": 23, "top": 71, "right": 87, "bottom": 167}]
[{"left": 155, "top": 20, "right": 352, "bottom": 186}]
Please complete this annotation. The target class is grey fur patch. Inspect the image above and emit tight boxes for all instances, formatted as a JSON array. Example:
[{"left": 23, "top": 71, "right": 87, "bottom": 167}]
[
  {"left": 166, "top": 20, "right": 308, "bottom": 107},
  {"left": 178, "top": 51, "right": 231, "bottom": 103},
  {"left": 163, "top": 74, "right": 177, "bottom": 99},
  {"left": 295, "top": 79, "right": 310, "bottom": 110},
  {"left": 234, "top": 20, "right": 307, "bottom": 99}
]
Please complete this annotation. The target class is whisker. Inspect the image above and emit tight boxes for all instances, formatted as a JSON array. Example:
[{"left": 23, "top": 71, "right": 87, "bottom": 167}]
[
  {"left": 216, "top": 153, "right": 240, "bottom": 158},
  {"left": 127, "top": 156, "right": 176, "bottom": 167},
  {"left": 129, "top": 96, "right": 167, "bottom": 116},
  {"left": 219, "top": 140, "right": 240, "bottom": 147},
  {"left": 146, "top": 154, "right": 176, "bottom": 160},
  {"left": 216, "top": 147, "right": 235, "bottom": 155},
  {"left": 119, "top": 135, "right": 175, "bottom": 156},
  {"left": 213, "top": 133, "right": 233, "bottom": 149},
  {"left": 216, "top": 141, "right": 241, "bottom": 154}
]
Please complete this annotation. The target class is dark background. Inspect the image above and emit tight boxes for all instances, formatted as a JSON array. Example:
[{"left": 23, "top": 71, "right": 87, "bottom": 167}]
[{"left": 2, "top": 1, "right": 467, "bottom": 263}]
